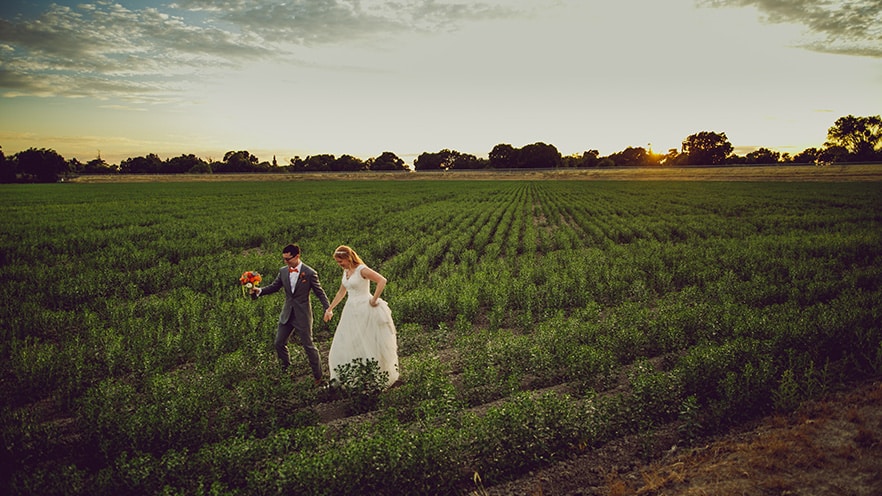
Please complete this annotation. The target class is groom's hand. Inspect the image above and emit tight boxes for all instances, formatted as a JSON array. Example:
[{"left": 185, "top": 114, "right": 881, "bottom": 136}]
[{"left": 323, "top": 309, "right": 333, "bottom": 322}]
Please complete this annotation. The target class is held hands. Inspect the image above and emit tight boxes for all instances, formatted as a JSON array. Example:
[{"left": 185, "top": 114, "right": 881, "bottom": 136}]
[{"left": 323, "top": 309, "right": 333, "bottom": 322}]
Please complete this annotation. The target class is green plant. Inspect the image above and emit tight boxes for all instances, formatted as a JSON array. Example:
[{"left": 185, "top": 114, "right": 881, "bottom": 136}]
[
  {"left": 333, "top": 358, "right": 389, "bottom": 414},
  {"left": 381, "top": 354, "right": 461, "bottom": 424},
  {"left": 466, "top": 392, "right": 581, "bottom": 481},
  {"left": 629, "top": 359, "right": 683, "bottom": 423},
  {"left": 772, "top": 368, "right": 801, "bottom": 413},
  {"left": 677, "top": 394, "right": 703, "bottom": 444}
]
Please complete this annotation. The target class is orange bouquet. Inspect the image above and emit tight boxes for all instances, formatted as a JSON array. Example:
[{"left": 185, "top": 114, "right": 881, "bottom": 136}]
[{"left": 239, "top": 271, "right": 262, "bottom": 299}]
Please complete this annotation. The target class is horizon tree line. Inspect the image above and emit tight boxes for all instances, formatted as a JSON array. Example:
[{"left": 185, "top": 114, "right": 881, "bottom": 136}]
[{"left": 1, "top": 115, "right": 880, "bottom": 183}]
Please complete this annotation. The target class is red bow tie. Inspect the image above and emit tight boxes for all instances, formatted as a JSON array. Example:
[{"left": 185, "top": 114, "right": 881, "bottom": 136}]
[{"left": 289, "top": 267, "right": 299, "bottom": 273}]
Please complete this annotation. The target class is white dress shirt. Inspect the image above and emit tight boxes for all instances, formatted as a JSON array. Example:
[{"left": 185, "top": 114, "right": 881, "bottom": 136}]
[{"left": 288, "top": 262, "right": 303, "bottom": 290}]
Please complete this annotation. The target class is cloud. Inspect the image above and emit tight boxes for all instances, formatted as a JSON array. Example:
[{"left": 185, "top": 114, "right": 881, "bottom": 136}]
[
  {"left": 178, "top": 0, "right": 525, "bottom": 44},
  {"left": 100, "top": 104, "right": 148, "bottom": 111},
  {"left": 699, "top": 0, "right": 882, "bottom": 58},
  {"left": 4, "top": 4, "right": 271, "bottom": 65},
  {"left": 0, "top": 64, "right": 184, "bottom": 102},
  {"left": 0, "top": 0, "right": 530, "bottom": 99},
  {"left": 0, "top": 2, "right": 274, "bottom": 99}
]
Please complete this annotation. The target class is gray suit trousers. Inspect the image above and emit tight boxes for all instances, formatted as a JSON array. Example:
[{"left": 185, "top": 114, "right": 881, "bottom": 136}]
[{"left": 275, "top": 316, "right": 322, "bottom": 379}]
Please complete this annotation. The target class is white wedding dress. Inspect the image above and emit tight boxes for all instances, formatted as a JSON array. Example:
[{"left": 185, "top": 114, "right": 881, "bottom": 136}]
[{"left": 328, "top": 264, "right": 399, "bottom": 387}]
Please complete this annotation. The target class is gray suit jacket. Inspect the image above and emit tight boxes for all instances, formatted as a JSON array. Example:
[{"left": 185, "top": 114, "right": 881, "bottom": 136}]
[{"left": 258, "top": 263, "right": 330, "bottom": 330}]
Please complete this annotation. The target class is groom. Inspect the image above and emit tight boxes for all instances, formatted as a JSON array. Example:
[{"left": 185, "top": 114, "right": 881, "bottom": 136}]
[{"left": 252, "top": 244, "right": 331, "bottom": 384}]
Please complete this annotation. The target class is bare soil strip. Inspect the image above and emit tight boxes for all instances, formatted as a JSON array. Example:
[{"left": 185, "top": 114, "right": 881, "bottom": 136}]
[{"left": 69, "top": 164, "right": 882, "bottom": 183}]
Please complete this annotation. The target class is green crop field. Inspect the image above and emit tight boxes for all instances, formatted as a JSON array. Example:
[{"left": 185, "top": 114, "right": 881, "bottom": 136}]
[{"left": 2, "top": 180, "right": 881, "bottom": 495}]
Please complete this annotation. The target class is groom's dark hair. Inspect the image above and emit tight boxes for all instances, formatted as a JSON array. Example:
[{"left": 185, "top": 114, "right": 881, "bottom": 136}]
[{"left": 283, "top": 244, "right": 301, "bottom": 257}]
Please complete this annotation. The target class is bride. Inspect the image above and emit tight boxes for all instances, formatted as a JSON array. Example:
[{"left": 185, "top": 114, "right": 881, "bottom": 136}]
[{"left": 323, "top": 245, "right": 399, "bottom": 388}]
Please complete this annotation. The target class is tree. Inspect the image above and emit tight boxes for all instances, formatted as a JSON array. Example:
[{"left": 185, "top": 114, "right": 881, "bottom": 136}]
[
  {"left": 791, "top": 147, "right": 821, "bottom": 164},
  {"left": 288, "top": 156, "right": 305, "bottom": 172},
  {"left": 83, "top": 156, "right": 116, "bottom": 174},
  {"left": 15, "top": 148, "right": 68, "bottom": 182},
  {"left": 518, "top": 142, "right": 561, "bottom": 169},
  {"left": 561, "top": 154, "right": 579, "bottom": 168},
  {"left": 572, "top": 150, "right": 600, "bottom": 168},
  {"left": 332, "top": 154, "right": 365, "bottom": 172},
  {"left": 681, "top": 131, "right": 733, "bottom": 165},
  {"left": 414, "top": 150, "right": 455, "bottom": 171},
  {"left": 367, "top": 152, "right": 407, "bottom": 171},
  {"left": 645, "top": 148, "right": 664, "bottom": 166},
  {"left": 167, "top": 154, "right": 207, "bottom": 174},
  {"left": 818, "top": 145, "right": 849, "bottom": 165},
  {"left": 120, "top": 154, "right": 163, "bottom": 174},
  {"left": 825, "top": 115, "right": 882, "bottom": 162},
  {"left": 744, "top": 147, "right": 781, "bottom": 165},
  {"left": 67, "top": 158, "right": 83, "bottom": 174},
  {"left": 0, "top": 146, "right": 15, "bottom": 183},
  {"left": 488, "top": 143, "right": 519, "bottom": 169},
  {"left": 449, "top": 152, "right": 484, "bottom": 170},
  {"left": 607, "top": 146, "right": 651, "bottom": 167},
  {"left": 302, "top": 154, "right": 335, "bottom": 172},
  {"left": 216, "top": 150, "right": 260, "bottom": 173},
  {"left": 188, "top": 161, "right": 212, "bottom": 174},
  {"left": 661, "top": 148, "right": 682, "bottom": 166}
]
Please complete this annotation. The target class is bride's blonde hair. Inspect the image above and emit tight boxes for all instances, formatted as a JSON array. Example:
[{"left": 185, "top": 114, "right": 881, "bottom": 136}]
[{"left": 333, "top": 245, "right": 364, "bottom": 266}]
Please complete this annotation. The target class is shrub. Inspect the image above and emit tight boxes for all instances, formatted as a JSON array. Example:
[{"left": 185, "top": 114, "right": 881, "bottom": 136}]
[
  {"left": 466, "top": 392, "right": 582, "bottom": 482},
  {"left": 333, "top": 358, "right": 389, "bottom": 414},
  {"left": 381, "top": 354, "right": 461, "bottom": 424}
]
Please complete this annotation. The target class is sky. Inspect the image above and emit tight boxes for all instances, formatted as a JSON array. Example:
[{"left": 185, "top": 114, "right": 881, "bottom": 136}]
[{"left": 1, "top": 0, "right": 880, "bottom": 165}]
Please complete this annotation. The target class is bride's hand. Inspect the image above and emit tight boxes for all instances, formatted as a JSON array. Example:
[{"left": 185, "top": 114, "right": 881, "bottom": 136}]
[
  {"left": 323, "top": 309, "right": 333, "bottom": 322},
  {"left": 369, "top": 298, "right": 378, "bottom": 307}
]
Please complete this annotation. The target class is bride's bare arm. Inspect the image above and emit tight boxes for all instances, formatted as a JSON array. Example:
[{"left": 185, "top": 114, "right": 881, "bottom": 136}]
[
  {"left": 324, "top": 284, "right": 347, "bottom": 321},
  {"left": 361, "top": 267, "right": 387, "bottom": 305}
]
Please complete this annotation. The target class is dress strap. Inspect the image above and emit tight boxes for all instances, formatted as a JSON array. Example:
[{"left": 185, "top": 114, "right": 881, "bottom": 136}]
[{"left": 346, "top": 264, "right": 366, "bottom": 281}]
